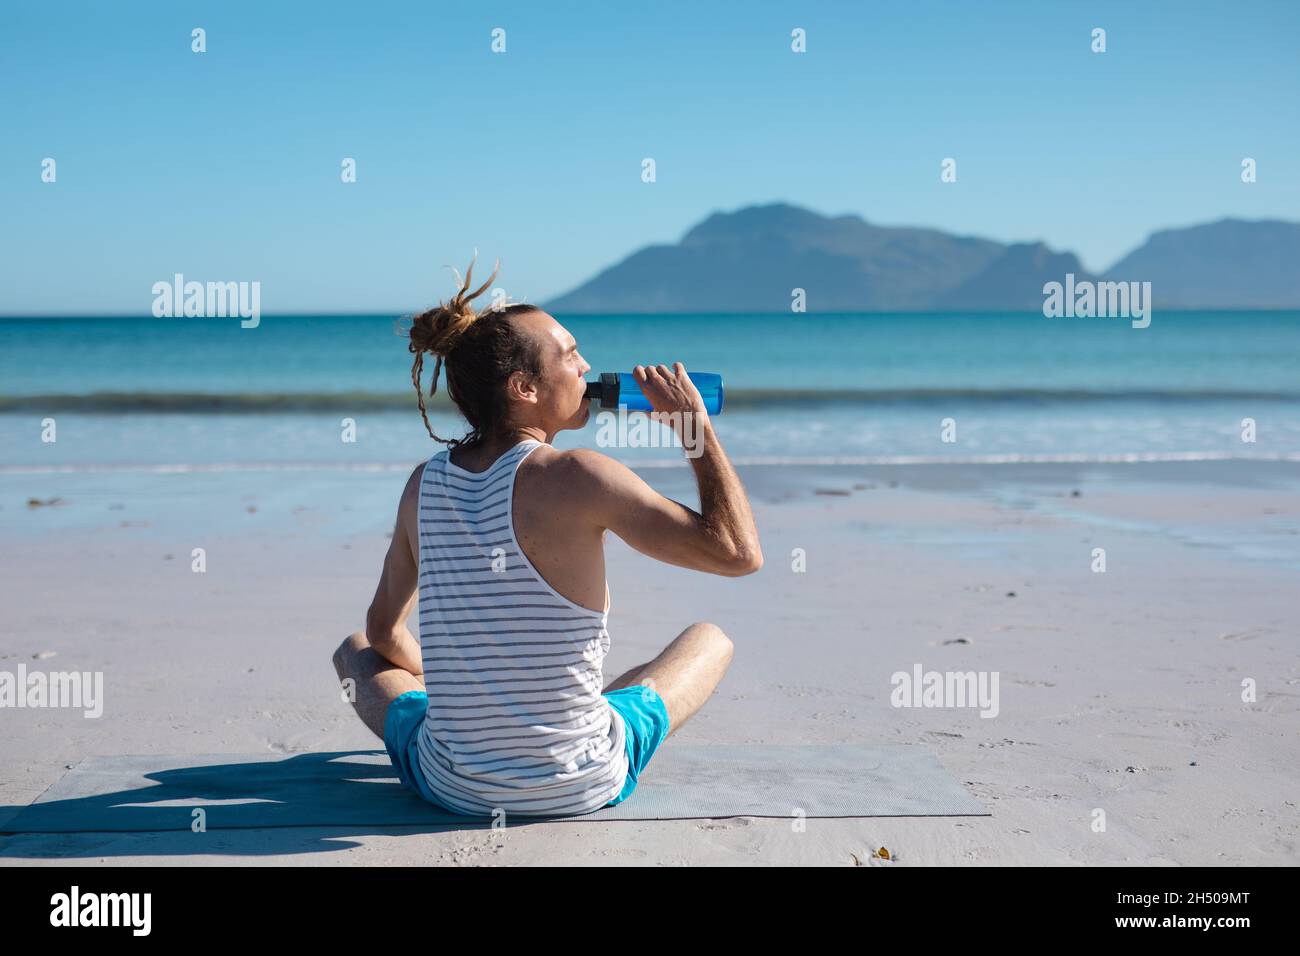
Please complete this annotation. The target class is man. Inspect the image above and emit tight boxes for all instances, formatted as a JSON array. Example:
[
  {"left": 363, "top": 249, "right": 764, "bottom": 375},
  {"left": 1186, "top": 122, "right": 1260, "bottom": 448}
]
[{"left": 333, "top": 274, "right": 761, "bottom": 816}]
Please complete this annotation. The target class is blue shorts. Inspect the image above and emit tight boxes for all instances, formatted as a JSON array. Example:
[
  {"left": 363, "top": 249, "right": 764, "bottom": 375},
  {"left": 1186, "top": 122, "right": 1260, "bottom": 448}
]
[
  {"left": 603, "top": 685, "right": 672, "bottom": 805},
  {"left": 382, "top": 689, "right": 451, "bottom": 810},
  {"left": 382, "top": 685, "right": 671, "bottom": 813}
]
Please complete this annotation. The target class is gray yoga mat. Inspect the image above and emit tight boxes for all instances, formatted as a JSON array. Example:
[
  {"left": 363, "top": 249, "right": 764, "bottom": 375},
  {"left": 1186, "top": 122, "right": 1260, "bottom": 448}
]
[{"left": 2, "top": 744, "right": 987, "bottom": 832}]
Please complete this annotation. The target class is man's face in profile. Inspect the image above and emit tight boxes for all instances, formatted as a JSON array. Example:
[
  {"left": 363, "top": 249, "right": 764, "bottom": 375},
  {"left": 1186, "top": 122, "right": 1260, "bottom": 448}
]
[{"left": 514, "top": 310, "right": 593, "bottom": 433}]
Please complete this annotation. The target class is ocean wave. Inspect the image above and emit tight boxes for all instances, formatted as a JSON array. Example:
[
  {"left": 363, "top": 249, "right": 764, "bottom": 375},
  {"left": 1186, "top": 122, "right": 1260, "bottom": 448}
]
[
  {"left": 4, "top": 451, "right": 1298, "bottom": 475},
  {"left": 2, "top": 386, "right": 1299, "bottom": 413}
]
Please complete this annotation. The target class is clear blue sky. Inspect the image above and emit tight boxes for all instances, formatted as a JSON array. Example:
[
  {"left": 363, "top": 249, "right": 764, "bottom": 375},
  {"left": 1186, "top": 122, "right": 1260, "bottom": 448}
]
[{"left": 3, "top": 0, "right": 1297, "bottom": 315}]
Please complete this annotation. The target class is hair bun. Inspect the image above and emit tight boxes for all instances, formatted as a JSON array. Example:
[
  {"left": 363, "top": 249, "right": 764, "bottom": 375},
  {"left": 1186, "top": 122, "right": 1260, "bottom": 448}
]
[
  {"left": 410, "top": 300, "right": 477, "bottom": 358},
  {"left": 409, "top": 253, "right": 500, "bottom": 358}
]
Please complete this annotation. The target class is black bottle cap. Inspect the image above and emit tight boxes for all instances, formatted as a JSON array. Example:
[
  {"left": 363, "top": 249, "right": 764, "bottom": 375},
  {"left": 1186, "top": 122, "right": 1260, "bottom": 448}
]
[{"left": 585, "top": 373, "right": 620, "bottom": 408}]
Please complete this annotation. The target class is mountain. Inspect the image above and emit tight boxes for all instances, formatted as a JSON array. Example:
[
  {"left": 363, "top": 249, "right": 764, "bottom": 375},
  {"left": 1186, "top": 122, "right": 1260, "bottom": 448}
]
[
  {"left": 544, "top": 203, "right": 1297, "bottom": 312},
  {"left": 931, "top": 242, "right": 1094, "bottom": 311},
  {"left": 544, "top": 203, "right": 1091, "bottom": 312},
  {"left": 1104, "top": 218, "right": 1300, "bottom": 309}
]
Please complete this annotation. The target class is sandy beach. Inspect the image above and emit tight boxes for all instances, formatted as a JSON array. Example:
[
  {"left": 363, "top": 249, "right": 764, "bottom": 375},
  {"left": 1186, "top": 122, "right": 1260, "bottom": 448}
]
[{"left": 2, "top": 457, "right": 1296, "bottom": 866}]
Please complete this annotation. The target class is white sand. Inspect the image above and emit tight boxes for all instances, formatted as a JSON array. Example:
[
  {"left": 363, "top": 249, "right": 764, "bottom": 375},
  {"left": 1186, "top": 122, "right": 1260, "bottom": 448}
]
[{"left": 1, "top": 460, "right": 1297, "bottom": 865}]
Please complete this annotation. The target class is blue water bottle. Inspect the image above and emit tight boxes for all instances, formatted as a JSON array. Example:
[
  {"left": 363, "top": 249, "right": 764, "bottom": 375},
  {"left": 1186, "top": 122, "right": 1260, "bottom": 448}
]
[{"left": 585, "top": 371, "right": 724, "bottom": 415}]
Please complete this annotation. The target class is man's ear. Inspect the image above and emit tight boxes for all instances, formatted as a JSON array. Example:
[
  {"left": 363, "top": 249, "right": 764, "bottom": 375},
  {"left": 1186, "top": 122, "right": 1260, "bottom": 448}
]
[{"left": 507, "top": 369, "right": 539, "bottom": 405}]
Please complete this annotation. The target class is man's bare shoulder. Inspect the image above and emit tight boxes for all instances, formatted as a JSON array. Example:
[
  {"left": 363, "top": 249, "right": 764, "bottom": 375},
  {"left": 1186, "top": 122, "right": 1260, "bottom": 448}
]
[
  {"left": 396, "top": 461, "right": 427, "bottom": 526},
  {"left": 401, "top": 461, "right": 426, "bottom": 500},
  {"left": 521, "top": 447, "right": 634, "bottom": 536},
  {"left": 527, "top": 445, "right": 627, "bottom": 492}
]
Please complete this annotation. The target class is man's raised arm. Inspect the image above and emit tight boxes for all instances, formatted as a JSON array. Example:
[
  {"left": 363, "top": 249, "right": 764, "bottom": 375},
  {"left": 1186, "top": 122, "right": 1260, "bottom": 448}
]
[{"left": 565, "top": 363, "right": 762, "bottom": 577}]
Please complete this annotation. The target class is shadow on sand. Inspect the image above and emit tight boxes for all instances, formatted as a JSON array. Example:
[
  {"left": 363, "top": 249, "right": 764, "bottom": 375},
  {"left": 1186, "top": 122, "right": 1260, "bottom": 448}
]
[{"left": 0, "top": 751, "right": 516, "bottom": 860}]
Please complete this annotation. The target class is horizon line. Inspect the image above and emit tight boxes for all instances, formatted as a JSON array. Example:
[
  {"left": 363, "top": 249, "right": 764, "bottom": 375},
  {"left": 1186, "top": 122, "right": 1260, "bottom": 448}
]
[{"left": 4, "top": 307, "right": 1300, "bottom": 320}]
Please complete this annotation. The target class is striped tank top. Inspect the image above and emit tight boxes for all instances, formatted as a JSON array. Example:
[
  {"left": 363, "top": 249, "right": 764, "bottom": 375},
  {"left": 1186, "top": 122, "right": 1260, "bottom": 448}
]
[{"left": 413, "top": 437, "right": 629, "bottom": 816}]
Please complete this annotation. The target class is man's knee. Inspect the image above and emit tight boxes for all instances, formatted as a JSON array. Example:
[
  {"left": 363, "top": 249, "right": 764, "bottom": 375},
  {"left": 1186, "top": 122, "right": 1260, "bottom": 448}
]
[
  {"left": 690, "top": 621, "right": 734, "bottom": 663},
  {"left": 333, "top": 631, "right": 368, "bottom": 678}
]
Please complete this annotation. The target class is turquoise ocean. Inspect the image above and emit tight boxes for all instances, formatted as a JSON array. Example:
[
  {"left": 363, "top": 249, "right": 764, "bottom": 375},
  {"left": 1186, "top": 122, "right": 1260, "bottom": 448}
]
[{"left": 2, "top": 311, "right": 1298, "bottom": 471}]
